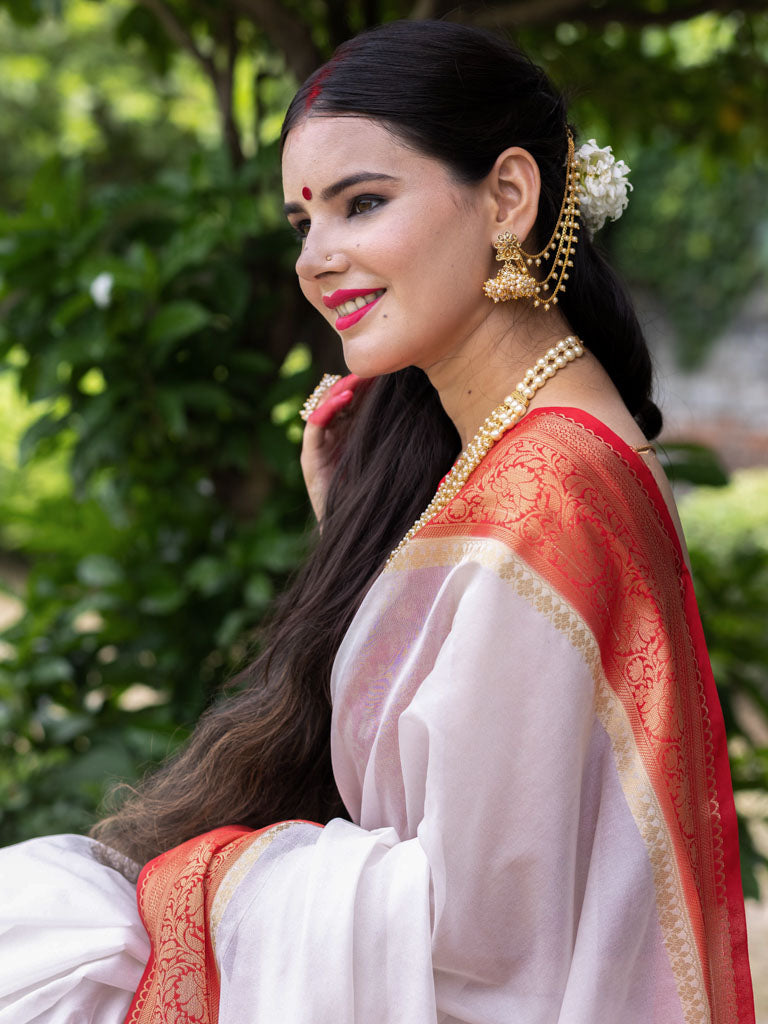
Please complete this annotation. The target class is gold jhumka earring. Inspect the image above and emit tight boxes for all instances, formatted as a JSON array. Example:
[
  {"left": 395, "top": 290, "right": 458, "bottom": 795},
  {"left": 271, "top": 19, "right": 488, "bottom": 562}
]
[{"left": 483, "top": 129, "right": 580, "bottom": 312}]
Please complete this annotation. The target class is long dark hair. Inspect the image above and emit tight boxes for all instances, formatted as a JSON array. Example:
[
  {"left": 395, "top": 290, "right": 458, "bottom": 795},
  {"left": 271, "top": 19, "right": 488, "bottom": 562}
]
[{"left": 93, "top": 20, "right": 661, "bottom": 866}]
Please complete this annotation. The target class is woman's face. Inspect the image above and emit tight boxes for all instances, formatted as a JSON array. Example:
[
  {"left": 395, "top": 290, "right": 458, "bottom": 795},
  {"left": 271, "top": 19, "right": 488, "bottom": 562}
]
[{"left": 281, "top": 116, "right": 496, "bottom": 379}]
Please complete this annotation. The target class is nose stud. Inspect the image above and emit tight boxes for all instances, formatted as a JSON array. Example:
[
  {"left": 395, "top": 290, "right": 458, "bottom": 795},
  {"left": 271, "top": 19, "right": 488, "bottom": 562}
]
[{"left": 325, "top": 255, "right": 332, "bottom": 262}]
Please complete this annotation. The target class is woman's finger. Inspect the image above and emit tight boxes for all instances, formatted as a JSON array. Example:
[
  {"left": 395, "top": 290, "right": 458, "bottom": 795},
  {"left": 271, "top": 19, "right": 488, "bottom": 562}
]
[
  {"left": 306, "top": 373, "right": 370, "bottom": 426},
  {"left": 313, "top": 374, "right": 368, "bottom": 412},
  {"left": 325, "top": 373, "right": 365, "bottom": 399},
  {"left": 307, "top": 389, "right": 354, "bottom": 428}
]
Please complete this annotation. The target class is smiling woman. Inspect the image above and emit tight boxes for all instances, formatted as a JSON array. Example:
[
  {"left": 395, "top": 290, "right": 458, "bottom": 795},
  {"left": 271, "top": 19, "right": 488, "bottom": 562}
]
[
  {"left": 283, "top": 119, "right": 503, "bottom": 380},
  {"left": 0, "top": 18, "right": 755, "bottom": 1024}
]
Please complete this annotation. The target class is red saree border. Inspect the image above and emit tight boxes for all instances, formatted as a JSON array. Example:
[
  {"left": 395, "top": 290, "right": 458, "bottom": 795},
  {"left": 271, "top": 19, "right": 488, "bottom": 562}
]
[
  {"left": 536, "top": 408, "right": 752, "bottom": 1023},
  {"left": 124, "top": 820, "right": 323, "bottom": 1024},
  {"left": 412, "top": 406, "right": 754, "bottom": 1024},
  {"left": 124, "top": 825, "right": 256, "bottom": 1024}
]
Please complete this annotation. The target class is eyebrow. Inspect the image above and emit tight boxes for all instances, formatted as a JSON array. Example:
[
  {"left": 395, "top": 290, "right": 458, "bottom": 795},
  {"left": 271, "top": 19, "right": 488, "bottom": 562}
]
[{"left": 283, "top": 172, "right": 399, "bottom": 216}]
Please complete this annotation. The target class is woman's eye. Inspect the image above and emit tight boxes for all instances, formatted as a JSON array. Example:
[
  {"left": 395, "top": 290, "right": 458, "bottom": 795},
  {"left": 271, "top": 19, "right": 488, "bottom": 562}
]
[
  {"left": 349, "top": 195, "right": 382, "bottom": 217},
  {"left": 292, "top": 219, "right": 310, "bottom": 241},
  {"left": 290, "top": 196, "right": 381, "bottom": 241}
]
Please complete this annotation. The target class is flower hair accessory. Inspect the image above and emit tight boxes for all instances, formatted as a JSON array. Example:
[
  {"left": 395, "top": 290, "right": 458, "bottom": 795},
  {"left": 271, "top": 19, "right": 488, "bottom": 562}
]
[
  {"left": 575, "top": 139, "right": 633, "bottom": 235},
  {"left": 482, "top": 129, "right": 632, "bottom": 310}
]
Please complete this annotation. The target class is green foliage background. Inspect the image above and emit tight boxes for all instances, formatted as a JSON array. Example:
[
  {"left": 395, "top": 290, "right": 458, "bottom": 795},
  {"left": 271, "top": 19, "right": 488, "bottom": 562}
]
[{"left": 0, "top": 0, "right": 767, "bottom": 896}]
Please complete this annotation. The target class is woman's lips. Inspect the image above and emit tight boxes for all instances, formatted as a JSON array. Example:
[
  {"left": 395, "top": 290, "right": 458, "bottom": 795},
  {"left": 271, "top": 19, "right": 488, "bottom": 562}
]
[
  {"left": 330, "top": 290, "right": 385, "bottom": 331},
  {"left": 322, "top": 287, "right": 384, "bottom": 309}
]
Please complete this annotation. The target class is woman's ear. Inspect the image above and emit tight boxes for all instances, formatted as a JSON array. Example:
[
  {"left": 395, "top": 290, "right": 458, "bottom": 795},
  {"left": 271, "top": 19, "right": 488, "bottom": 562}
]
[{"left": 486, "top": 147, "right": 541, "bottom": 247}]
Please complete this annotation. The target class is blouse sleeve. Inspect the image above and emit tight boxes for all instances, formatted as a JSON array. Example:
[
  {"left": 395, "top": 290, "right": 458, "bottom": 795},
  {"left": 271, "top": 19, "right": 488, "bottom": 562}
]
[{"left": 214, "top": 552, "right": 685, "bottom": 1024}]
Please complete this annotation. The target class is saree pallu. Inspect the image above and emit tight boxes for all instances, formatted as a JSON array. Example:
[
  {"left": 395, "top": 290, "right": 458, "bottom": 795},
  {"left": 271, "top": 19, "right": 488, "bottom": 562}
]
[{"left": 125, "top": 408, "right": 755, "bottom": 1024}]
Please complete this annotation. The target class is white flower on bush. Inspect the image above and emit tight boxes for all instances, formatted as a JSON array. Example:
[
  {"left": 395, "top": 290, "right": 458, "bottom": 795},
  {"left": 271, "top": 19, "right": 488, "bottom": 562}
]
[
  {"left": 575, "top": 139, "right": 633, "bottom": 235},
  {"left": 89, "top": 272, "right": 114, "bottom": 308}
]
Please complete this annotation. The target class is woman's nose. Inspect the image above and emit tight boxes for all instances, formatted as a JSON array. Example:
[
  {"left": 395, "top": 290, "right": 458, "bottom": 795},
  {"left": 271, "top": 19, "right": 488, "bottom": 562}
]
[{"left": 295, "top": 230, "right": 347, "bottom": 281}]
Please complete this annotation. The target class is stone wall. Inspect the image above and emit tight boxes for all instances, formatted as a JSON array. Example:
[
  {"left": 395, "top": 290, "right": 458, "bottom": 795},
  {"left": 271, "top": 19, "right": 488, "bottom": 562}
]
[{"left": 643, "top": 288, "right": 768, "bottom": 470}]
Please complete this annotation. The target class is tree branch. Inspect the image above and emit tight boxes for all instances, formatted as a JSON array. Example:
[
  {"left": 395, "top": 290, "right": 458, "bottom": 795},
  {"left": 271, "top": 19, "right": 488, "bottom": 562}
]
[
  {"left": 470, "top": 0, "right": 768, "bottom": 30},
  {"left": 137, "top": 0, "right": 244, "bottom": 166},
  {"left": 325, "top": 0, "right": 351, "bottom": 49},
  {"left": 230, "top": 0, "right": 323, "bottom": 80},
  {"left": 215, "top": 13, "right": 245, "bottom": 167},
  {"left": 409, "top": 0, "right": 439, "bottom": 18},
  {"left": 471, "top": 0, "right": 583, "bottom": 27},
  {"left": 362, "top": 0, "right": 379, "bottom": 30},
  {"left": 135, "top": 0, "right": 215, "bottom": 77}
]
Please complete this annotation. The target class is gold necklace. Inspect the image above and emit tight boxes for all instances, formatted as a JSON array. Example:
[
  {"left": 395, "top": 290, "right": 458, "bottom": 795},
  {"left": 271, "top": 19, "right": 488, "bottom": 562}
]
[{"left": 386, "top": 335, "right": 585, "bottom": 568}]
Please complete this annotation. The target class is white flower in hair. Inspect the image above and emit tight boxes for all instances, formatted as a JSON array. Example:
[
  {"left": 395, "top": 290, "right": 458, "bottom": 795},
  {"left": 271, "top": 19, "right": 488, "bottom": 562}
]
[{"left": 575, "top": 139, "right": 633, "bottom": 235}]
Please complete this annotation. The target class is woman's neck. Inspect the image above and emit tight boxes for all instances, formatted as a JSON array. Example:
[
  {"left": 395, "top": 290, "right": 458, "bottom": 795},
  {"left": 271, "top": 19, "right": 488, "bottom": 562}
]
[{"left": 425, "top": 311, "right": 578, "bottom": 448}]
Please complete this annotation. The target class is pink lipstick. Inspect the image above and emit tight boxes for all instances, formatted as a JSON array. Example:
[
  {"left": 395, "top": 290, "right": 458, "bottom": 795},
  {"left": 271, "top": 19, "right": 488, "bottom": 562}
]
[{"left": 323, "top": 288, "right": 385, "bottom": 331}]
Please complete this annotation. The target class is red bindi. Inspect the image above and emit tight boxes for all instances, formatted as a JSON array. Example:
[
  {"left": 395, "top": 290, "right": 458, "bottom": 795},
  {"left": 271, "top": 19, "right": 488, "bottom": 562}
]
[{"left": 302, "top": 187, "right": 312, "bottom": 201}]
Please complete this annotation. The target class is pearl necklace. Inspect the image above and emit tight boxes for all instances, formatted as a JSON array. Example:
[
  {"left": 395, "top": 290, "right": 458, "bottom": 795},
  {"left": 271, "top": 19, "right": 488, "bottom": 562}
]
[{"left": 386, "top": 335, "right": 585, "bottom": 568}]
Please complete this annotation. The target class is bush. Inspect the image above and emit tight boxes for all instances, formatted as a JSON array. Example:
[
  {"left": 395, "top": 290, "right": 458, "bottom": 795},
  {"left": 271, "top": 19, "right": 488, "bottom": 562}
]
[
  {"left": 0, "top": 145, "right": 332, "bottom": 843},
  {"left": 680, "top": 470, "right": 768, "bottom": 898}
]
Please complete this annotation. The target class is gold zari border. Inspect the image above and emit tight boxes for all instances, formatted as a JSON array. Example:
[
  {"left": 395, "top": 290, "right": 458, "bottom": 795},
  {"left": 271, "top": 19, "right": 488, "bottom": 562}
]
[{"left": 209, "top": 820, "right": 294, "bottom": 957}]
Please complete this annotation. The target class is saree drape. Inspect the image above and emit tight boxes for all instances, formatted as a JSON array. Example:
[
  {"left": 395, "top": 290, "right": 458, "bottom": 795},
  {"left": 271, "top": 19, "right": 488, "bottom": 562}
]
[
  {"left": 0, "top": 834, "right": 148, "bottom": 1022},
  {"left": 123, "top": 408, "right": 754, "bottom": 1024},
  {"left": 0, "top": 407, "right": 755, "bottom": 1024}
]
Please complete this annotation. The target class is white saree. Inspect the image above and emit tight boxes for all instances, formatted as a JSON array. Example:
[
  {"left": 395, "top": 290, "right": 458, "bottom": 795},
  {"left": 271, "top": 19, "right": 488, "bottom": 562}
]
[
  {"left": 0, "top": 834, "right": 147, "bottom": 1022},
  {"left": 0, "top": 409, "right": 754, "bottom": 1024}
]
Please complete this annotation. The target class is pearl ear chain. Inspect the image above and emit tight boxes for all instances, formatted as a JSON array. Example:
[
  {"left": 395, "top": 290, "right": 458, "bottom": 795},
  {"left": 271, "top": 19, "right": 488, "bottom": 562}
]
[
  {"left": 385, "top": 335, "right": 585, "bottom": 568},
  {"left": 483, "top": 132, "right": 580, "bottom": 311}
]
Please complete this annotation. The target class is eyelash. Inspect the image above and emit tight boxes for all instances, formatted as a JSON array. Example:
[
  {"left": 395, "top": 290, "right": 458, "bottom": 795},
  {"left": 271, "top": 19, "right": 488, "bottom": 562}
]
[{"left": 293, "top": 194, "right": 384, "bottom": 241}]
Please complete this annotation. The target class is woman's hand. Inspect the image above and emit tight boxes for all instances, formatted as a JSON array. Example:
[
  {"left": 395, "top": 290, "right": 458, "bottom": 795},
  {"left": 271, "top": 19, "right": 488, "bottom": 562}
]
[{"left": 301, "top": 374, "right": 370, "bottom": 524}]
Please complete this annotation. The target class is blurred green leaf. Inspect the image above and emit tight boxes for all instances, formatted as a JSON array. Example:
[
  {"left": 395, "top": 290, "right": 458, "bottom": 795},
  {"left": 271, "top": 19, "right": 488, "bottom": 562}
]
[
  {"left": 30, "top": 657, "right": 73, "bottom": 686},
  {"left": 76, "top": 554, "right": 124, "bottom": 588},
  {"left": 148, "top": 301, "right": 212, "bottom": 346},
  {"left": 658, "top": 442, "right": 729, "bottom": 487},
  {"left": 18, "top": 413, "right": 65, "bottom": 466}
]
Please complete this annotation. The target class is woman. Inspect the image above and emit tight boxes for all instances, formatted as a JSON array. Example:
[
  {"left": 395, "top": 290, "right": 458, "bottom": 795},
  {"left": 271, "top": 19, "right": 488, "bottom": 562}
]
[{"left": 0, "top": 19, "right": 755, "bottom": 1024}]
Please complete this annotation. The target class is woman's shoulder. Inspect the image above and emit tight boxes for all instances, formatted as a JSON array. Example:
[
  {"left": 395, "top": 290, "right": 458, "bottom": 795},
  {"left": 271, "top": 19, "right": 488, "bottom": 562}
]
[
  {"left": 512, "top": 405, "right": 689, "bottom": 564},
  {"left": 443, "top": 405, "right": 650, "bottom": 518},
  {"left": 425, "top": 405, "right": 686, "bottom": 576}
]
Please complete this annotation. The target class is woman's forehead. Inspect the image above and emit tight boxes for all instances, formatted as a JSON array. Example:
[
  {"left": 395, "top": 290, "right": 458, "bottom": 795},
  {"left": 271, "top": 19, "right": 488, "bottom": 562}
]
[
  {"left": 283, "top": 117, "right": 397, "bottom": 174},
  {"left": 281, "top": 117, "right": 437, "bottom": 195}
]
